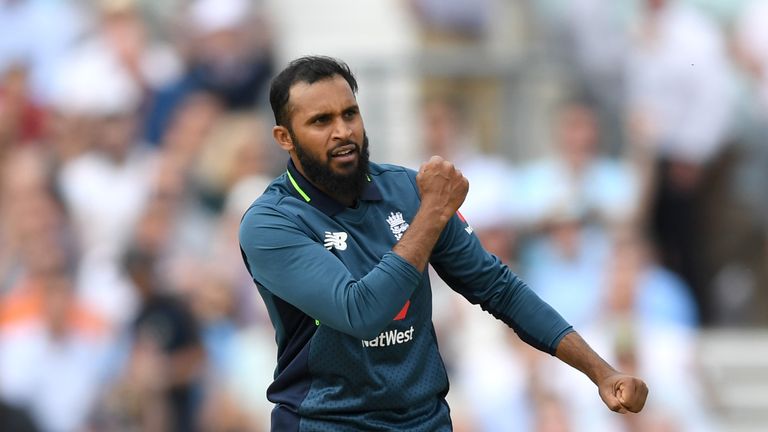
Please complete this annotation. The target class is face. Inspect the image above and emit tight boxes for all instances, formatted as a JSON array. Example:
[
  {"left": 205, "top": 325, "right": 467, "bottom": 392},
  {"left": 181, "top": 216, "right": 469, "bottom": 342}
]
[
  {"left": 558, "top": 105, "right": 598, "bottom": 170},
  {"left": 294, "top": 130, "right": 369, "bottom": 199},
  {"left": 96, "top": 114, "right": 138, "bottom": 161},
  {"left": 423, "top": 100, "right": 460, "bottom": 157},
  {"left": 275, "top": 75, "right": 368, "bottom": 198}
]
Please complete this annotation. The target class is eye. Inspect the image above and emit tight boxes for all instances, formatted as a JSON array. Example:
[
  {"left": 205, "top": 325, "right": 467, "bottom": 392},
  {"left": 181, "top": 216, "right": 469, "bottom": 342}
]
[
  {"left": 343, "top": 108, "right": 359, "bottom": 120},
  {"left": 312, "top": 115, "right": 330, "bottom": 125}
]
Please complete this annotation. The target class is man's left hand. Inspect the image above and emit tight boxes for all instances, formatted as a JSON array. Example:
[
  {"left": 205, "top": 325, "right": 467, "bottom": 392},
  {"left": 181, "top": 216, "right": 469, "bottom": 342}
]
[{"left": 598, "top": 374, "right": 649, "bottom": 413}]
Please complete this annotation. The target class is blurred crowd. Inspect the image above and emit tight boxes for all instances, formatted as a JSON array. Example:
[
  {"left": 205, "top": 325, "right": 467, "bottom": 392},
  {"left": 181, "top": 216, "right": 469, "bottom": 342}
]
[{"left": 0, "top": 0, "right": 767, "bottom": 431}]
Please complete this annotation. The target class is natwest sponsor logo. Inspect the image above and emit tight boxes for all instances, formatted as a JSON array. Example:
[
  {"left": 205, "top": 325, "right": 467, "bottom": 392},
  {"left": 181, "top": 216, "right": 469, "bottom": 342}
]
[{"left": 361, "top": 326, "right": 415, "bottom": 348}]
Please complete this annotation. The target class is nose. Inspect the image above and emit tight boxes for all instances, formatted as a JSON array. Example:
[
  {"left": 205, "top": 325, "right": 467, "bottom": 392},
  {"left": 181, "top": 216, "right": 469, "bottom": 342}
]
[{"left": 331, "top": 117, "right": 353, "bottom": 142}]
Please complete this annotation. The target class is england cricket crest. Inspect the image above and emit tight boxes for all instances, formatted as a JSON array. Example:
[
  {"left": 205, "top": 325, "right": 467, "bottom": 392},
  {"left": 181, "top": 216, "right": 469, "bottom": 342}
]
[{"left": 386, "top": 211, "right": 409, "bottom": 241}]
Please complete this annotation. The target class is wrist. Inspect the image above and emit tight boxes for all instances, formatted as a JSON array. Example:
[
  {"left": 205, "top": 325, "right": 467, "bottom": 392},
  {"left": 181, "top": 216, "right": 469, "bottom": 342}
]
[
  {"left": 593, "top": 364, "right": 620, "bottom": 386},
  {"left": 555, "top": 332, "right": 618, "bottom": 386},
  {"left": 413, "top": 206, "right": 450, "bottom": 233},
  {"left": 417, "top": 199, "right": 453, "bottom": 224}
]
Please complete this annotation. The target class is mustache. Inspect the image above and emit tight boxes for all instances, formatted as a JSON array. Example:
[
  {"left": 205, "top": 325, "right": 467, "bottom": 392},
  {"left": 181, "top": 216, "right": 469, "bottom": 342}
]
[
  {"left": 330, "top": 140, "right": 359, "bottom": 149},
  {"left": 327, "top": 136, "right": 367, "bottom": 157}
]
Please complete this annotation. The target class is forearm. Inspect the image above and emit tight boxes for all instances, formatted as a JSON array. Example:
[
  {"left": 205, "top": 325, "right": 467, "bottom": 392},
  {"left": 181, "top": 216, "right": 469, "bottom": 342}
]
[
  {"left": 392, "top": 207, "right": 448, "bottom": 272},
  {"left": 394, "top": 155, "right": 468, "bottom": 271},
  {"left": 431, "top": 224, "right": 572, "bottom": 354},
  {"left": 279, "top": 252, "right": 421, "bottom": 339},
  {"left": 555, "top": 331, "right": 618, "bottom": 385}
]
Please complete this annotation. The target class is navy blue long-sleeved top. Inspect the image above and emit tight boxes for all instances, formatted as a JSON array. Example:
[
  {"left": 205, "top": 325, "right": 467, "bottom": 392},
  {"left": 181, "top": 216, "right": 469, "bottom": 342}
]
[{"left": 239, "top": 160, "right": 573, "bottom": 431}]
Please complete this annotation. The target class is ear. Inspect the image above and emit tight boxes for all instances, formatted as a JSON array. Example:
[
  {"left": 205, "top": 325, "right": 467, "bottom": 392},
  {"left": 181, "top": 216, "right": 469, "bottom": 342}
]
[{"left": 273, "top": 125, "right": 294, "bottom": 152}]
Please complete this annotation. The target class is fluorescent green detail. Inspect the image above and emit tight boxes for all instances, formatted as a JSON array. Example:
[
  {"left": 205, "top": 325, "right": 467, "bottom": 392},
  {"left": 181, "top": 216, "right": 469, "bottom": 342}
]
[
  {"left": 287, "top": 170, "right": 311, "bottom": 202},
  {"left": 315, "top": 319, "right": 321, "bottom": 326},
  {"left": 366, "top": 175, "right": 371, "bottom": 182}
]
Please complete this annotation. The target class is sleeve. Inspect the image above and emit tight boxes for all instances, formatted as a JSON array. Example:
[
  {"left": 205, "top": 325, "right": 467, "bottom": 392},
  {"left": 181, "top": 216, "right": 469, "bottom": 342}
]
[
  {"left": 239, "top": 205, "right": 423, "bottom": 340},
  {"left": 429, "top": 212, "right": 574, "bottom": 355}
]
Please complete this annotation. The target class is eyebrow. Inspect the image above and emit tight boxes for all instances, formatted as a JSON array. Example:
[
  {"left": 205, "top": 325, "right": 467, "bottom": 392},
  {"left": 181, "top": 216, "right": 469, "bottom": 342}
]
[
  {"left": 306, "top": 112, "right": 330, "bottom": 125},
  {"left": 304, "top": 104, "right": 359, "bottom": 124}
]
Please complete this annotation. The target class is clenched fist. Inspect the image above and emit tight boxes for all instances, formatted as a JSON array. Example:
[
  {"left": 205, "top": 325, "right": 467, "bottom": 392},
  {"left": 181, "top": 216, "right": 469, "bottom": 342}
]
[
  {"left": 416, "top": 156, "right": 469, "bottom": 225},
  {"left": 598, "top": 373, "right": 649, "bottom": 414}
]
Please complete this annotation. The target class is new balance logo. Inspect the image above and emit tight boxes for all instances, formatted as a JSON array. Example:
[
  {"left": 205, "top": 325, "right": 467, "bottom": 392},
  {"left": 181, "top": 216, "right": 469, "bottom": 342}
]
[
  {"left": 386, "top": 211, "right": 409, "bottom": 240},
  {"left": 324, "top": 231, "right": 348, "bottom": 250}
]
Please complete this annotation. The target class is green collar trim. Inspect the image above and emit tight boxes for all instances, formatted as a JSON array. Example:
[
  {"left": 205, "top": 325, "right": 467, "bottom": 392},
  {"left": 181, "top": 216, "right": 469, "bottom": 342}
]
[{"left": 287, "top": 170, "right": 311, "bottom": 202}]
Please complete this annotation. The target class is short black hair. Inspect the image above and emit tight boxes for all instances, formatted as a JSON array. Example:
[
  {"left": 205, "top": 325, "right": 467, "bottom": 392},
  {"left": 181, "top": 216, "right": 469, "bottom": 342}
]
[{"left": 269, "top": 56, "right": 358, "bottom": 128}]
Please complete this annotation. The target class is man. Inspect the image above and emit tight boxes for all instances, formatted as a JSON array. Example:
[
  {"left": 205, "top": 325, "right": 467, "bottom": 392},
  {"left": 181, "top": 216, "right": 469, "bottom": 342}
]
[{"left": 239, "top": 56, "right": 647, "bottom": 431}]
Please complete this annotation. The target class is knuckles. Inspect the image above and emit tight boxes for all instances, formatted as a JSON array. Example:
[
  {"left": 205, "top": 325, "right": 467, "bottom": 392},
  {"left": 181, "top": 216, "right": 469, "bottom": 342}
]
[{"left": 418, "top": 159, "right": 464, "bottom": 182}]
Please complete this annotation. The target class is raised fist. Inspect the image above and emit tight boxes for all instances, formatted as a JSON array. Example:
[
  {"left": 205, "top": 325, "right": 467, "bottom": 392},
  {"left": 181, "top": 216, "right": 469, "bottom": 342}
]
[{"left": 416, "top": 156, "right": 469, "bottom": 224}]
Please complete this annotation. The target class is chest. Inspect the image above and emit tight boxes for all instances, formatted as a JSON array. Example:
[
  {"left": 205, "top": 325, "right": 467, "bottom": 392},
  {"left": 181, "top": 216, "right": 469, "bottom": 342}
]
[{"left": 304, "top": 201, "right": 418, "bottom": 278}]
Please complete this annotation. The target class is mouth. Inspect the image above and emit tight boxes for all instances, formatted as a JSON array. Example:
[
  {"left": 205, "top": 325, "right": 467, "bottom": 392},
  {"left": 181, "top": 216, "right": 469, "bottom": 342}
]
[{"left": 330, "top": 144, "right": 358, "bottom": 163}]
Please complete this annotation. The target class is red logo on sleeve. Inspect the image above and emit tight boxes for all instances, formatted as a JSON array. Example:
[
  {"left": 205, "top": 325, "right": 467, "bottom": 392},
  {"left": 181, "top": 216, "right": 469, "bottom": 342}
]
[
  {"left": 456, "top": 210, "right": 474, "bottom": 234},
  {"left": 393, "top": 300, "right": 410, "bottom": 321}
]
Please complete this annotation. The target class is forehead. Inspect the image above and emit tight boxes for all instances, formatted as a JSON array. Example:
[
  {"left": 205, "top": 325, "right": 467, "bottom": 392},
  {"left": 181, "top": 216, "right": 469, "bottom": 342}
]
[{"left": 287, "top": 75, "right": 356, "bottom": 118}]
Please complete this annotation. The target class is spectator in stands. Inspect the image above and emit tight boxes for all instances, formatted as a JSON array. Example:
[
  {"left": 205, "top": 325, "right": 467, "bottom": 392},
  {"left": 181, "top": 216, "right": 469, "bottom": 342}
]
[
  {"left": 723, "top": 0, "right": 768, "bottom": 326},
  {"left": 95, "top": 0, "right": 183, "bottom": 95},
  {"left": 193, "top": 112, "right": 273, "bottom": 212},
  {"left": 0, "top": 147, "right": 52, "bottom": 292},
  {"left": 409, "top": 0, "right": 504, "bottom": 153},
  {"left": 0, "top": 64, "right": 45, "bottom": 149},
  {"left": 521, "top": 204, "right": 610, "bottom": 331},
  {"left": 0, "top": 0, "right": 89, "bottom": 103},
  {"left": 734, "top": 0, "right": 768, "bottom": 116},
  {"left": 518, "top": 98, "right": 640, "bottom": 230},
  {"left": 116, "top": 244, "right": 205, "bottom": 432},
  {"left": 605, "top": 227, "right": 698, "bottom": 329},
  {"left": 418, "top": 97, "right": 530, "bottom": 432},
  {"left": 0, "top": 185, "right": 113, "bottom": 432},
  {"left": 626, "top": 0, "right": 736, "bottom": 321},
  {"left": 420, "top": 97, "right": 520, "bottom": 262},
  {"left": 55, "top": 44, "right": 156, "bottom": 326},
  {"left": 603, "top": 227, "right": 713, "bottom": 431},
  {"left": 144, "top": 0, "right": 273, "bottom": 144},
  {"left": 53, "top": 42, "right": 153, "bottom": 259},
  {"left": 0, "top": 395, "right": 39, "bottom": 432},
  {"left": 409, "top": 0, "right": 493, "bottom": 40},
  {"left": 545, "top": 0, "right": 632, "bottom": 154},
  {"left": 184, "top": 0, "right": 272, "bottom": 109}
]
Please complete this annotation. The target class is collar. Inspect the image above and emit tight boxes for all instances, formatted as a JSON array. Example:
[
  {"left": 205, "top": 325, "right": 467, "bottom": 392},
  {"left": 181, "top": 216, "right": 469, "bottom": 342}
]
[{"left": 286, "top": 158, "right": 382, "bottom": 216}]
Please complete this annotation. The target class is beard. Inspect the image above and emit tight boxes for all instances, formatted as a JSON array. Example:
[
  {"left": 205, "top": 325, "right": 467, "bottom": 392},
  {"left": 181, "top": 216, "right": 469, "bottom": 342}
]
[{"left": 292, "top": 131, "right": 370, "bottom": 200}]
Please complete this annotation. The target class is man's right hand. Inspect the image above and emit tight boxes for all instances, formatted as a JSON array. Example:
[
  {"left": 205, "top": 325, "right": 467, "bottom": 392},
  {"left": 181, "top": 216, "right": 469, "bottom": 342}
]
[
  {"left": 416, "top": 156, "right": 469, "bottom": 226},
  {"left": 391, "top": 156, "right": 469, "bottom": 272}
]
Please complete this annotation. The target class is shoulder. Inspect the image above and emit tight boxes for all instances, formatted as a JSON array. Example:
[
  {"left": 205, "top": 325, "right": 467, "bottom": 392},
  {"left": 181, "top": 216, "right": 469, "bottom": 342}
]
[
  {"left": 240, "top": 174, "right": 296, "bottom": 221},
  {"left": 239, "top": 176, "right": 304, "bottom": 236},
  {"left": 369, "top": 161, "right": 417, "bottom": 176},
  {"left": 368, "top": 162, "right": 416, "bottom": 175},
  {"left": 368, "top": 162, "right": 418, "bottom": 191}
]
